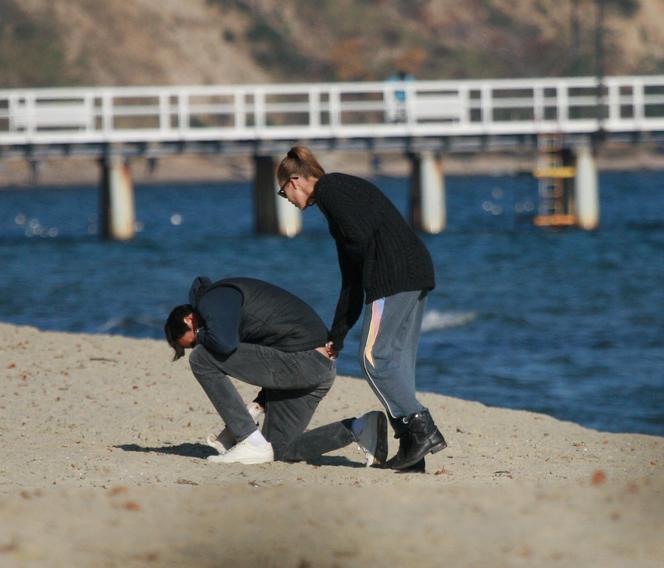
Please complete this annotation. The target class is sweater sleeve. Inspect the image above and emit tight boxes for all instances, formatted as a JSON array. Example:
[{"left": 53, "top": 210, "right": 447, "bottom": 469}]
[
  {"left": 195, "top": 286, "right": 242, "bottom": 357},
  {"left": 316, "top": 175, "right": 378, "bottom": 351},
  {"left": 328, "top": 241, "right": 364, "bottom": 352}
]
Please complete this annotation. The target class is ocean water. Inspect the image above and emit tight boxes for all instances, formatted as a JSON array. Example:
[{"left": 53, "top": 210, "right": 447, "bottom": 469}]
[{"left": 1, "top": 170, "right": 663, "bottom": 435}]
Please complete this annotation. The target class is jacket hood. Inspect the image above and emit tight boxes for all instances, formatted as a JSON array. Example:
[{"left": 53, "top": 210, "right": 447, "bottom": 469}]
[{"left": 188, "top": 276, "right": 213, "bottom": 308}]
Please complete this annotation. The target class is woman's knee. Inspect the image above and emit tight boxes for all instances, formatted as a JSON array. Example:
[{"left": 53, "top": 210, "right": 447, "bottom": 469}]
[{"left": 360, "top": 351, "right": 398, "bottom": 379}]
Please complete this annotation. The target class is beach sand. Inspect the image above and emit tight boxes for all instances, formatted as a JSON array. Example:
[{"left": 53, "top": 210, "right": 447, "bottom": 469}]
[{"left": 1, "top": 322, "right": 662, "bottom": 567}]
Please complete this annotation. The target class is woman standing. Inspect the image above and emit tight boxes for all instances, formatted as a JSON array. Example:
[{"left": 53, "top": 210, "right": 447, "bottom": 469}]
[{"left": 277, "top": 146, "right": 446, "bottom": 471}]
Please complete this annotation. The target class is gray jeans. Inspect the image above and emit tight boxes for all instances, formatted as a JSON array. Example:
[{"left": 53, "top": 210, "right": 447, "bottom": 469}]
[
  {"left": 189, "top": 343, "right": 353, "bottom": 461},
  {"left": 358, "top": 289, "right": 428, "bottom": 420}
]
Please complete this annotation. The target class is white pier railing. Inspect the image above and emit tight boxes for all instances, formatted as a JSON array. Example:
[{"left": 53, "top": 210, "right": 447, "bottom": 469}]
[{"left": 1, "top": 75, "right": 663, "bottom": 146}]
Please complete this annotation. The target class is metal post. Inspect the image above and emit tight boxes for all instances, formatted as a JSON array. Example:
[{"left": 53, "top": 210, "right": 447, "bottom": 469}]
[
  {"left": 574, "top": 145, "right": 600, "bottom": 230},
  {"left": 99, "top": 156, "right": 136, "bottom": 240},
  {"left": 569, "top": 0, "right": 581, "bottom": 75},
  {"left": 409, "top": 151, "right": 446, "bottom": 234},
  {"left": 253, "top": 156, "right": 301, "bottom": 237},
  {"left": 594, "top": 0, "right": 606, "bottom": 147}
]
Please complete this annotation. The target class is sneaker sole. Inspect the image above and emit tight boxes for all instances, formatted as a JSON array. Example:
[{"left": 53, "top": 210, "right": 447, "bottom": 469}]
[{"left": 207, "top": 455, "right": 273, "bottom": 465}]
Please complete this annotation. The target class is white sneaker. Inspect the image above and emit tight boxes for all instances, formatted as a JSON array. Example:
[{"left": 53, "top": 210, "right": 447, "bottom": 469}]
[
  {"left": 207, "top": 437, "right": 274, "bottom": 465},
  {"left": 354, "top": 410, "right": 388, "bottom": 467},
  {"left": 205, "top": 402, "right": 265, "bottom": 454}
]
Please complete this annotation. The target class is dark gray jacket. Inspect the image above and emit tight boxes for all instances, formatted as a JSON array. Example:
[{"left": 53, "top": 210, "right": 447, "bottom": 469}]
[{"left": 189, "top": 276, "right": 328, "bottom": 356}]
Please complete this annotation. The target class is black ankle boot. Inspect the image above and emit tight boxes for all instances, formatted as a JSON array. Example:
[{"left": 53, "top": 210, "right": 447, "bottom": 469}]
[
  {"left": 376, "top": 422, "right": 409, "bottom": 469},
  {"left": 390, "top": 410, "right": 446, "bottom": 470},
  {"left": 394, "top": 457, "right": 426, "bottom": 473},
  {"left": 380, "top": 436, "right": 426, "bottom": 473}
]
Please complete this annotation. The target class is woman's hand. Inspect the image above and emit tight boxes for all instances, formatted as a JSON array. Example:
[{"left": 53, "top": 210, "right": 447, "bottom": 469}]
[{"left": 325, "top": 341, "right": 338, "bottom": 359}]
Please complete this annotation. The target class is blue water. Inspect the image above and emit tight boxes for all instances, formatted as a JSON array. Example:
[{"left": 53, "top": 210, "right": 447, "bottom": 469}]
[{"left": 1, "top": 171, "right": 663, "bottom": 435}]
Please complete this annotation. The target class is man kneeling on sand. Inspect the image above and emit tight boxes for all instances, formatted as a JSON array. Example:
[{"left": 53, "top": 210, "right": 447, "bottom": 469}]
[{"left": 165, "top": 276, "right": 388, "bottom": 466}]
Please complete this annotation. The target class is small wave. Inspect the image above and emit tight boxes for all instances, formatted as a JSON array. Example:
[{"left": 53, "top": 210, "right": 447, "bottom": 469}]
[
  {"left": 97, "top": 317, "right": 126, "bottom": 333},
  {"left": 421, "top": 310, "right": 476, "bottom": 332},
  {"left": 96, "top": 314, "right": 162, "bottom": 336}
]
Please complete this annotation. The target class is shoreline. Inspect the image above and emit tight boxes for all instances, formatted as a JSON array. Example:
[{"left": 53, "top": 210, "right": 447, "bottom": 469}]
[
  {"left": 0, "top": 320, "right": 657, "bottom": 438},
  {"left": 2, "top": 145, "right": 664, "bottom": 189},
  {"left": 1, "top": 322, "right": 662, "bottom": 566}
]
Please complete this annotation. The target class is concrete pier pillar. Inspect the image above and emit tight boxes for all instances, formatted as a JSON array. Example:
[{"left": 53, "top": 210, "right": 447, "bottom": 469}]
[
  {"left": 409, "top": 151, "right": 446, "bottom": 233},
  {"left": 99, "top": 157, "right": 135, "bottom": 240},
  {"left": 253, "top": 155, "right": 302, "bottom": 237},
  {"left": 574, "top": 146, "right": 600, "bottom": 230}
]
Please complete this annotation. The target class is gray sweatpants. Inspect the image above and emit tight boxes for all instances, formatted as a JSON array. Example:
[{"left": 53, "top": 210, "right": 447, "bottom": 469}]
[
  {"left": 358, "top": 289, "right": 428, "bottom": 420},
  {"left": 188, "top": 343, "right": 353, "bottom": 462}
]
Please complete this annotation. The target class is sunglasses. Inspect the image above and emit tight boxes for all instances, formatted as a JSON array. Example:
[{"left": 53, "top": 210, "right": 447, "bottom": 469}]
[{"left": 277, "top": 176, "right": 298, "bottom": 198}]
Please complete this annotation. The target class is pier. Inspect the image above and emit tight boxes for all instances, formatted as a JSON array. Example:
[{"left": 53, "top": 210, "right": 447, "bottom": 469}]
[{"left": 1, "top": 75, "right": 663, "bottom": 239}]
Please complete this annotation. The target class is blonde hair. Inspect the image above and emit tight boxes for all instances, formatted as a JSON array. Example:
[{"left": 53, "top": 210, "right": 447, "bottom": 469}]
[{"left": 277, "top": 146, "right": 326, "bottom": 186}]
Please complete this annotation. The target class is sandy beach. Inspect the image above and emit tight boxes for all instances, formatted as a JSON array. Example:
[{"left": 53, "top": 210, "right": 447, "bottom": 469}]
[{"left": 1, "top": 322, "right": 662, "bottom": 567}]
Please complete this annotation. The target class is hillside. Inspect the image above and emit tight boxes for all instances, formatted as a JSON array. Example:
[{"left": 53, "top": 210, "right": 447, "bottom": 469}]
[{"left": 1, "top": 0, "right": 663, "bottom": 88}]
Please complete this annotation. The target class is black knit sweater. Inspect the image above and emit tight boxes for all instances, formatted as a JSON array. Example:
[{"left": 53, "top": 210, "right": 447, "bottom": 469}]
[{"left": 315, "top": 172, "right": 435, "bottom": 351}]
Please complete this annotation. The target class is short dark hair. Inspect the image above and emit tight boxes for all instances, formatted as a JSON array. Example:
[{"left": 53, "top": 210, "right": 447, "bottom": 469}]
[{"left": 164, "top": 304, "right": 194, "bottom": 361}]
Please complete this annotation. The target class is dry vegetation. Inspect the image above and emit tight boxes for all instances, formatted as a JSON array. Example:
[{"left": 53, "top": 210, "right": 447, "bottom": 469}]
[{"left": 1, "top": 0, "right": 663, "bottom": 88}]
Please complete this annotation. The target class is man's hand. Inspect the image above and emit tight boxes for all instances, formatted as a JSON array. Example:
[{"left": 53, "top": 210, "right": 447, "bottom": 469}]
[{"left": 325, "top": 341, "right": 338, "bottom": 359}]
